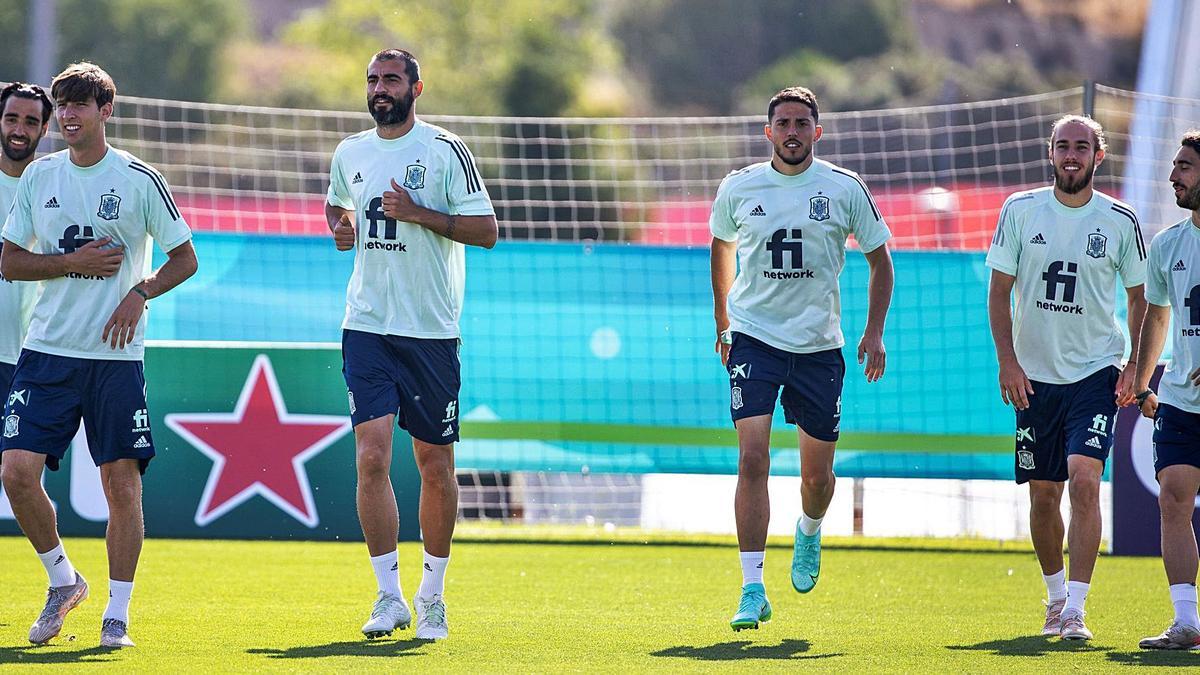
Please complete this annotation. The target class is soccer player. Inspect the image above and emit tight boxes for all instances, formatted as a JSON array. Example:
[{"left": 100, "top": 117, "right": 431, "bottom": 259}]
[
  {"left": 0, "top": 63, "right": 197, "bottom": 647},
  {"left": 710, "top": 87, "right": 894, "bottom": 631},
  {"left": 0, "top": 83, "right": 52, "bottom": 393},
  {"left": 1130, "top": 130, "right": 1200, "bottom": 651},
  {"left": 987, "top": 115, "right": 1147, "bottom": 641},
  {"left": 325, "top": 48, "right": 497, "bottom": 641}
]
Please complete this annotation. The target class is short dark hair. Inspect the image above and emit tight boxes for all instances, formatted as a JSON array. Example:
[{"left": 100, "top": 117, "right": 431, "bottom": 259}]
[
  {"left": 371, "top": 49, "right": 420, "bottom": 85},
  {"left": 1048, "top": 114, "right": 1107, "bottom": 153},
  {"left": 50, "top": 62, "right": 116, "bottom": 108},
  {"left": 1182, "top": 129, "right": 1200, "bottom": 157},
  {"left": 768, "top": 87, "right": 819, "bottom": 124},
  {"left": 0, "top": 82, "right": 52, "bottom": 124}
]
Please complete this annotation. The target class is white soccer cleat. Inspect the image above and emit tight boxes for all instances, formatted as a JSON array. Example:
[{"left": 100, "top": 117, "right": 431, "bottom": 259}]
[
  {"left": 361, "top": 592, "right": 412, "bottom": 639},
  {"left": 28, "top": 572, "right": 89, "bottom": 644},
  {"left": 1042, "top": 598, "right": 1065, "bottom": 636},
  {"left": 414, "top": 594, "right": 449, "bottom": 640},
  {"left": 1059, "top": 610, "right": 1093, "bottom": 641},
  {"left": 1139, "top": 621, "right": 1200, "bottom": 650},
  {"left": 100, "top": 618, "right": 136, "bottom": 648}
]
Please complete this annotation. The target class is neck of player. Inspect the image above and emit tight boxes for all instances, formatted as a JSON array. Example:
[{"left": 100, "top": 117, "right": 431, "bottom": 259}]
[
  {"left": 1053, "top": 183, "right": 1093, "bottom": 209},
  {"left": 375, "top": 114, "right": 416, "bottom": 141},
  {"left": 1192, "top": 210, "right": 1200, "bottom": 230},
  {"left": 68, "top": 133, "right": 109, "bottom": 168},
  {"left": 771, "top": 150, "right": 814, "bottom": 177},
  {"left": 0, "top": 154, "right": 32, "bottom": 179}
]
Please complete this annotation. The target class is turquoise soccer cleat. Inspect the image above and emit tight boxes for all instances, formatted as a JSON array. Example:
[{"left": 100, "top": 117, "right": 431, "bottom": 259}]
[
  {"left": 729, "top": 582, "right": 772, "bottom": 631},
  {"left": 791, "top": 522, "right": 822, "bottom": 593}
]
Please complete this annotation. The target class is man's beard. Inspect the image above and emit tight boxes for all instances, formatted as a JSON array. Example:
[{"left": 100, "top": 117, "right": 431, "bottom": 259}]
[
  {"left": 1, "top": 133, "right": 37, "bottom": 162},
  {"left": 776, "top": 143, "right": 811, "bottom": 166},
  {"left": 1053, "top": 161, "right": 1095, "bottom": 195},
  {"left": 1177, "top": 181, "right": 1200, "bottom": 210},
  {"left": 368, "top": 89, "right": 414, "bottom": 126}
]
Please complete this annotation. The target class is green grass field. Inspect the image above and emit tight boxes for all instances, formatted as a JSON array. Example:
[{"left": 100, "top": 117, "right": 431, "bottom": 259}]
[{"left": 0, "top": 535, "right": 1196, "bottom": 671}]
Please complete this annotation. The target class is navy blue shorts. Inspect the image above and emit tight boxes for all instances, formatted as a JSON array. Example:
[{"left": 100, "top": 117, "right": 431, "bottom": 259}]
[
  {"left": 0, "top": 362, "right": 14, "bottom": 399},
  {"left": 0, "top": 350, "right": 154, "bottom": 473},
  {"left": 1013, "top": 366, "right": 1118, "bottom": 484},
  {"left": 1152, "top": 403, "right": 1200, "bottom": 477},
  {"left": 342, "top": 329, "right": 461, "bottom": 445},
  {"left": 726, "top": 332, "right": 844, "bottom": 442}
]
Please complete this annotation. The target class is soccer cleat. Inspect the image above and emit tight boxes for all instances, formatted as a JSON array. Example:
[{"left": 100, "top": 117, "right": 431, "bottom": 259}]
[
  {"left": 791, "top": 522, "right": 821, "bottom": 593},
  {"left": 729, "top": 583, "right": 772, "bottom": 631},
  {"left": 1139, "top": 622, "right": 1200, "bottom": 650},
  {"left": 99, "top": 618, "right": 135, "bottom": 648},
  {"left": 28, "top": 572, "right": 89, "bottom": 644},
  {"left": 414, "top": 594, "right": 449, "bottom": 640},
  {"left": 361, "top": 592, "right": 412, "bottom": 639},
  {"left": 1059, "top": 610, "right": 1093, "bottom": 640},
  {"left": 1042, "top": 598, "right": 1066, "bottom": 636}
]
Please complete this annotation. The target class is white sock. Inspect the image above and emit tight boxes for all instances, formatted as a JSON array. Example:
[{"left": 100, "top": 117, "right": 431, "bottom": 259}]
[
  {"left": 1064, "top": 580, "right": 1090, "bottom": 615},
  {"left": 1170, "top": 583, "right": 1199, "bottom": 630},
  {"left": 1042, "top": 569, "right": 1067, "bottom": 602},
  {"left": 418, "top": 551, "right": 449, "bottom": 599},
  {"left": 37, "top": 543, "right": 77, "bottom": 588},
  {"left": 739, "top": 551, "right": 765, "bottom": 587},
  {"left": 369, "top": 550, "right": 402, "bottom": 597},
  {"left": 798, "top": 512, "right": 823, "bottom": 537},
  {"left": 103, "top": 580, "right": 134, "bottom": 623}
]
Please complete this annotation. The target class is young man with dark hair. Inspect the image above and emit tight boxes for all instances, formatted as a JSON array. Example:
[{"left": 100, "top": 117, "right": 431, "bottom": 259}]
[
  {"left": 0, "top": 62, "right": 198, "bottom": 647},
  {"left": 710, "top": 86, "right": 894, "bottom": 631},
  {"left": 0, "top": 82, "right": 52, "bottom": 393},
  {"left": 987, "top": 115, "right": 1147, "bottom": 641},
  {"left": 1131, "top": 130, "right": 1200, "bottom": 651},
  {"left": 326, "top": 48, "right": 498, "bottom": 641}
]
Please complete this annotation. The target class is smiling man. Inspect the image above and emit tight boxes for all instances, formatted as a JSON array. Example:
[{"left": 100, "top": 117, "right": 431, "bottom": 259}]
[
  {"left": 709, "top": 86, "right": 894, "bottom": 631},
  {"left": 987, "top": 115, "right": 1147, "bottom": 641},
  {"left": 1130, "top": 130, "right": 1200, "bottom": 651},
  {"left": 0, "top": 62, "right": 198, "bottom": 648},
  {"left": 325, "top": 48, "right": 498, "bottom": 642}
]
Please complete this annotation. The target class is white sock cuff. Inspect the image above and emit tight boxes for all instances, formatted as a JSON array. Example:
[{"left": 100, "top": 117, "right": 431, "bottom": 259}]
[
  {"left": 1042, "top": 569, "right": 1067, "bottom": 600},
  {"left": 1169, "top": 583, "right": 1197, "bottom": 602},
  {"left": 109, "top": 579, "right": 134, "bottom": 594},
  {"left": 799, "top": 513, "right": 823, "bottom": 537},
  {"left": 370, "top": 550, "right": 399, "bottom": 564}
]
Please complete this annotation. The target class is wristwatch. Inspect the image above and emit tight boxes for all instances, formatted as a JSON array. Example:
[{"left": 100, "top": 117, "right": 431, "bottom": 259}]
[
  {"left": 719, "top": 329, "right": 732, "bottom": 345},
  {"left": 1135, "top": 389, "right": 1154, "bottom": 407}
]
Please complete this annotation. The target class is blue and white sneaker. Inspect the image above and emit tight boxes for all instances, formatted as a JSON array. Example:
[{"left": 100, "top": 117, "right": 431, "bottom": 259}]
[
  {"left": 791, "top": 522, "right": 821, "bottom": 593},
  {"left": 729, "top": 583, "right": 772, "bottom": 631}
]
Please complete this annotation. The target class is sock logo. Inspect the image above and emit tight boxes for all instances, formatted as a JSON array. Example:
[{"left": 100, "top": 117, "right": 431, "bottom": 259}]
[
  {"left": 756, "top": 562, "right": 763, "bottom": 568},
  {"left": 424, "top": 562, "right": 433, "bottom": 572},
  {"left": 390, "top": 562, "right": 398, "bottom": 571},
  {"left": 53, "top": 555, "right": 64, "bottom": 566}
]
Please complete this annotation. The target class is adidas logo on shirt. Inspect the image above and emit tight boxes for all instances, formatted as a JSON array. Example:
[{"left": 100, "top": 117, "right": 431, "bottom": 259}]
[
  {"left": 44, "top": 197, "right": 60, "bottom": 208},
  {"left": 1085, "top": 436, "right": 1102, "bottom": 450},
  {"left": 1173, "top": 259, "right": 1187, "bottom": 272},
  {"left": 749, "top": 205, "right": 766, "bottom": 216},
  {"left": 352, "top": 172, "right": 363, "bottom": 184},
  {"left": 1029, "top": 233, "right": 1046, "bottom": 245},
  {"left": 133, "top": 435, "right": 151, "bottom": 449}
]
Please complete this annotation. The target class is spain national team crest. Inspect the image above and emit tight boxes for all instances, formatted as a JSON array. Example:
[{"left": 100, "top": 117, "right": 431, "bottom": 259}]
[
  {"left": 1017, "top": 450, "right": 1036, "bottom": 470},
  {"left": 808, "top": 195, "right": 830, "bottom": 221},
  {"left": 403, "top": 163, "right": 426, "bottom": 190},
  {"left": 97, "top": 191, "right": 121, "bottom": 221},
  {"left": 731, "top": 386, "right": 744, "bottom": 410},
  {"left": 1086, "top": 232, "right": 1107, "bottom": 259}
]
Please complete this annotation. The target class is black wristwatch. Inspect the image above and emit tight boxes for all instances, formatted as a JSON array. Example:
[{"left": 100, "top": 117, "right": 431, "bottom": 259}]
[{"left": 1135, "top": 389, "right": 1154, "bottom": 407}]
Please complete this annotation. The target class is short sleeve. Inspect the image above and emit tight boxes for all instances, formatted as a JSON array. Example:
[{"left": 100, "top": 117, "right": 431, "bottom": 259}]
[
  {"left": 437, "top": 136, "right": 494, "bottom": 217},
  {"left": 326, "top": 144, "right": 354, "bottom": 211},
  {"left": 1115, "top": 209, "right": 1148, "bottom": 288},
  {"left": 985, "top": 198, "right": 1022, "bottom": 276},
  {"left": 135, "top": 164, "right": 192, "bottom": 253},
  {"left": 709, "top": 179, "right": 738, "bottom": 242},
  {"left": 1144, "top": 233, "right": 1170, "bottom": 306},
  {"left": 2, "top": 172, "right": 36, "bottom": 250},
  {"left": 845, "top": 175, "right": 890, "bottom": 253}
]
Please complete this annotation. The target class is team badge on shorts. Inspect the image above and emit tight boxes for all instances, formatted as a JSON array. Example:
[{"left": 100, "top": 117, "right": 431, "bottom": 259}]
[
  {"left": 403, "top": 163, "right": 427, "bottom": 190},
  {"left": 1017, "top": 449, "right": 1035, "bottom": 470},
  {"left": 809, "top": 194, "right": 830, "bottom": 221},
  {"left": 347, "top": 391, "right": 357, "bottom": 415},
  {"left": 3, "top": 414, "right": 19, "bottom": 438},
  {"left": 731, "top": 386, "right": 744, "bottom": 410},
  {"left": 97, "top": 190, "right": 121, "bottom": 220},
  {"left": 1085, "top": 231, "right": 1107, "bottom": 259}
]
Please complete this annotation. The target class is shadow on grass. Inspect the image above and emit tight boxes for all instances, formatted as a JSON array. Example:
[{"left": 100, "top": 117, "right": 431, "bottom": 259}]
[
  {"left": 0, "top": 645, "right": 119, "bottom": 665},
  {"left": 248, "top": 639, "right": 432, "bottom": 659},
  {"left": 1106, "top": 649, "right": 1200, "bottom": 667},
  {"left": 651, "top": 639, "right": 842, "bottom": 661},
  {"left": 947, "top": 635, "right": 1114, "bottom": 658}
]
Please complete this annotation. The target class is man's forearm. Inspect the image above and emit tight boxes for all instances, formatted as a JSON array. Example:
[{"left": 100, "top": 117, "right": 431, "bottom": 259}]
[
  {"left": 710, "top": 241, "right": 735, "bottom": 330},
  {"left": 864, "top": 252, "right": 893, "bottom": 336},
  {"left": 1134, "top": 306, "right": 1170, "bottom": 389},
  {"left": 137, "top": 243, "right": 198, "bottom": 300},
  {"left": 988, "top": 286, "right": 1019, "bottom": 363},
  {"left": 1126, "top": 292, "right": 1148, "bottom": 364},
  {"left": 1, "top": 245, "right": 75, "bottom": 281},
  {"left": 325, "top": 203, "right": 350, "bottom": 232},
  {"left": 406, "top": 206, "right": 497, "bottom": 248}
]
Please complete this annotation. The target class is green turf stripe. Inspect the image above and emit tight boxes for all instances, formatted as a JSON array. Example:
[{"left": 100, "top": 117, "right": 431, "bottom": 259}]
[{"left": 460, "top": 421, "right": 1009, "bottom": 454}]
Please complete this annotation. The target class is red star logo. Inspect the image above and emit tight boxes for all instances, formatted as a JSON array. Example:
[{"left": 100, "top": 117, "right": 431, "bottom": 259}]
[{"left": 164, "top": 355, "right": 352, "bottom": 527}]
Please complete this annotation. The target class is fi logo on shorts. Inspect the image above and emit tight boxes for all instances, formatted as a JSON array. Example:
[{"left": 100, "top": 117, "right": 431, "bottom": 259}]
[{"left": 442, "top": 401, "right": 458, "bottom": 423}]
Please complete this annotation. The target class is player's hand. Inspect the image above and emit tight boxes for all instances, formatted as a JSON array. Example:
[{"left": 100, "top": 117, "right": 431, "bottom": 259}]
[
  {"left": 332, "top": 213, "right": 356, "bottom": 251},
  {"left": 857, "top": 330, "right": 886, "bottom": 383},
  {"left": 1139, "top": 391, "right": 1159, "bottom": 419},
  {"left": 1189, "top": 366, "right": 1200, "bottom": 387},
  {"left": 1115, "top": 363, "right": 1138, "bottom": 406},
  {"left": 715, "top": 332, "right": 730, "bottom": 366},
  {"left": 382, "top": 179, "right": 420, "bottom": 221},
  {"left": 101, "top": 289, "right": 146, "bottom": 350},
  {"left": 998, "top": 357, "right": 1034, "bottom": 410},
  {"left": 68, "top": 237, "right": 123, "bottom": 277}
]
